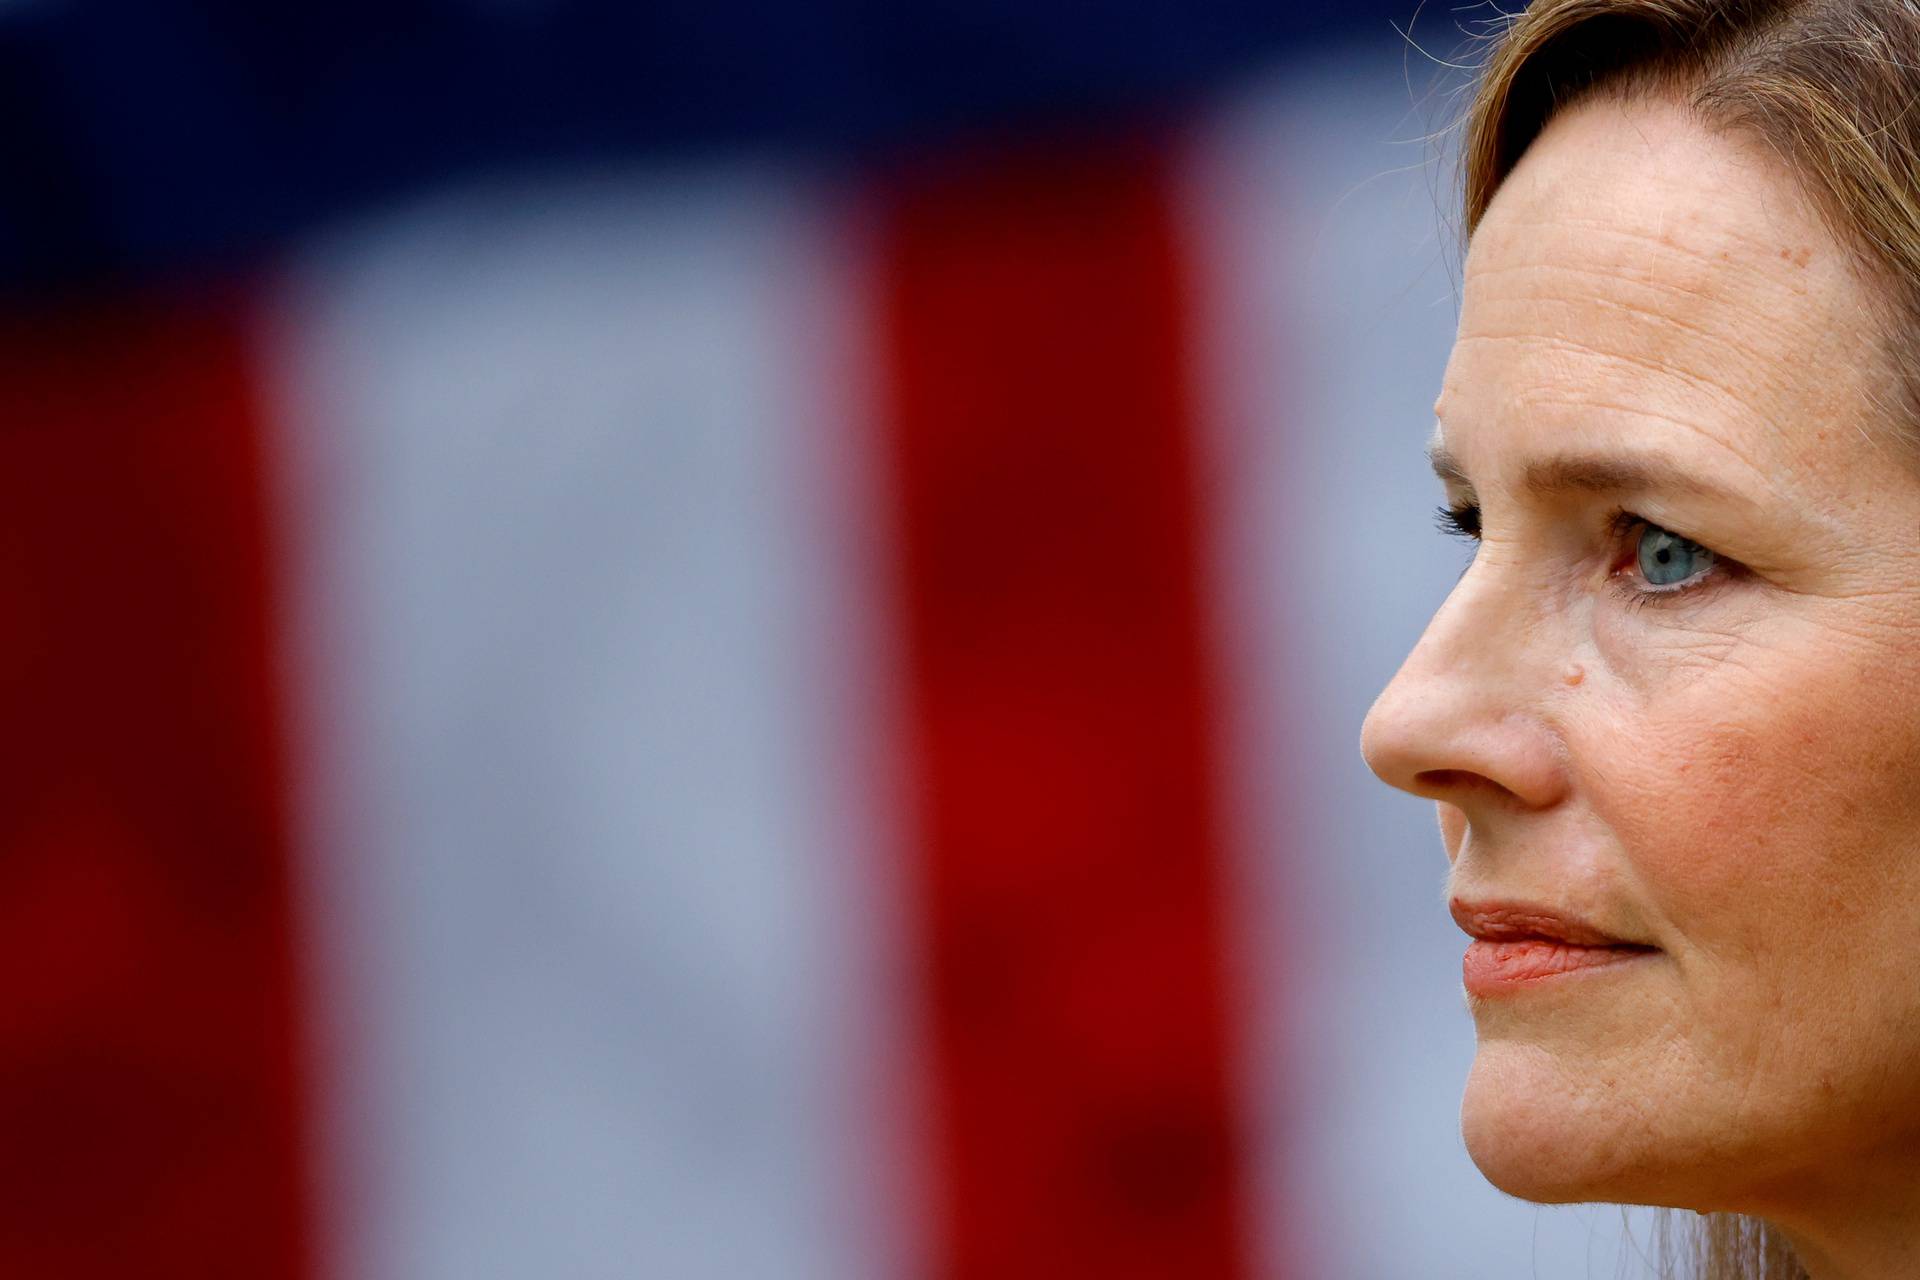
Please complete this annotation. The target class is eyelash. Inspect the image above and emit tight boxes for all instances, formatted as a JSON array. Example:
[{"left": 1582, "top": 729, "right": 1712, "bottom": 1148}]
[
  {"left": 1434, "top": 503, "right": 1480, "bottom": 541},
  {"left": 1432, "top": 502, "right": 1732, "bottom": 605}
]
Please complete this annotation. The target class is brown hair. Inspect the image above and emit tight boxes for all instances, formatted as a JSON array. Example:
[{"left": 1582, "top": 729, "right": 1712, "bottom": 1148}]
[
  {"left": 1457, "top": 0, "right": 1920, "bottom": 1275},
  {"left": 1462, "top": 0, "right": 1920, "bottom": 437}
]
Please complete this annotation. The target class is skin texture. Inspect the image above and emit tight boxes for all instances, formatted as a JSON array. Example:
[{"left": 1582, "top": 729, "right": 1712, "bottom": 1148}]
[{"left": 1359, "top": 95, "right": 1920, "bottom": 1278}]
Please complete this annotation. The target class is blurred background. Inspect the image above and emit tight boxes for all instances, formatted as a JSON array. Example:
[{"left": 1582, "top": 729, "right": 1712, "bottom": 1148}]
[{"left": 0, "top": 2, "right": 1665, "bottom": 1277}]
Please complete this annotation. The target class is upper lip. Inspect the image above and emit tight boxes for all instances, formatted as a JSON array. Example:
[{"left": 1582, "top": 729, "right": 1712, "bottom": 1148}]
[{"left": 1449, "top": 898, "right": 1650, "bottom": 949}]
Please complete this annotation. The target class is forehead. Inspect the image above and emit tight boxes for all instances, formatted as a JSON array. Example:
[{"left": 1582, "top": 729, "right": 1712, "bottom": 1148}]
[{"left": 1437, "top": 94, "right": 1886, "bottom": 487}]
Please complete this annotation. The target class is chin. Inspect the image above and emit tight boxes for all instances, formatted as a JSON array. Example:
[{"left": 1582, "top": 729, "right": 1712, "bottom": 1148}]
[{"left": 1459, "top": 1039, "right": 1667, "bottom": 1205}]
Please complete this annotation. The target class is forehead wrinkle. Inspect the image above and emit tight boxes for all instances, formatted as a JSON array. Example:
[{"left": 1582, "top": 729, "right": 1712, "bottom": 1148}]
[
  {"left": 1566, "top": 288, "right": 1792, "bottom": 361},
  {"left": 1506, "top": 390, "right": 1775, "bottom": 480},
  {"left": 1462, "top": 259, "right": 1830, "bottom": 362},
  {"left": 1458, "top": 244, "right": 1856, "bottom": 397},
  {"left": 1469, "top": 176, "right": 1851, "bottom": 366},
  {"left": 1452, "top": 331, "right": 1770, "bottom": 431},
  {"left": 1432, "top": 381, "right": 1780, "bottom": 499},
  {"left": 1476, "top": 208, "right": 1824, "bottom": 291},
  {"left": 1452, "top": 264, "right": 1895, "bottom": 487},
  {"left": 1486, "top": 108, "right": 1829, "bottom": 276}
]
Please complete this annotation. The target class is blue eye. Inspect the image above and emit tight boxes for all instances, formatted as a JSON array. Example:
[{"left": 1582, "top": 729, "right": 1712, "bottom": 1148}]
[{"left": 1636, "top": 524, "right": 1713, "bottom": 586}]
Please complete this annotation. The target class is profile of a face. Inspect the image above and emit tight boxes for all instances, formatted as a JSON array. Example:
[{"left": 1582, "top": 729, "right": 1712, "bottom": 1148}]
[{"left": 1361, "top": 93, "right": 1920, "bottom": 1255}]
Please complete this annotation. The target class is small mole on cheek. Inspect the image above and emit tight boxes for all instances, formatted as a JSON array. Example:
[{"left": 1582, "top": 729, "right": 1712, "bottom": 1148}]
[{"left": 1564, "top": 664, "right": 1585, "bottom": 687}]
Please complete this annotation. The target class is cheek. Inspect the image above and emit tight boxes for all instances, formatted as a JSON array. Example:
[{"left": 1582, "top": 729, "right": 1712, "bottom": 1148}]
[
  {"left": 1531, "top": 626, "right": 1920, "bottom": 1187},
  {"left": 1592, "top": 702, "right": 1798, "bottom": 914},
  {"left": 1578, "top": 618, "right": 1920, "bottom": 1036}
]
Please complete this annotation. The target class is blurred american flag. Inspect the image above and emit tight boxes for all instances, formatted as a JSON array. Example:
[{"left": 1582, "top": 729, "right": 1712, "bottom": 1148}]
[{"left": 2, "top": 5, "right": 1657, "bottom": 1279}]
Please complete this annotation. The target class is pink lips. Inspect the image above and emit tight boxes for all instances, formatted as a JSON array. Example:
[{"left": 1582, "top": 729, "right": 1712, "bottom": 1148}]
[{"left": 1450, "top": 899, "right": 1657, "bottom": 998}]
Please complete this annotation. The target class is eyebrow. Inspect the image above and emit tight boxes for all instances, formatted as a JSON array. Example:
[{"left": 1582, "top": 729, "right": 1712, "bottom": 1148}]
[{"left": 1427, "top": 442, "right": 1737, "bottom": 502}]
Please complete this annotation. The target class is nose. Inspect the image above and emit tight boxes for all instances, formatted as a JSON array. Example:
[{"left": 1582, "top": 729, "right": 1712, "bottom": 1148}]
[{"left": 1359, "top": 565, "right": 1571, "bottom": 812}]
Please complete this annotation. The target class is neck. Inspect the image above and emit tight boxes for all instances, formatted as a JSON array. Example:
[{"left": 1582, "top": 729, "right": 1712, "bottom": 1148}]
[{"left": 1753, "top": 1162, "right": 1920, "bottom": 1280}]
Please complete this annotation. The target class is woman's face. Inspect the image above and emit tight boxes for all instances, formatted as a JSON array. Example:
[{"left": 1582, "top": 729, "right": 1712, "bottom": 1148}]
[{"left": 1361, "top": 94, "right": 1920, "bottom": 1225}]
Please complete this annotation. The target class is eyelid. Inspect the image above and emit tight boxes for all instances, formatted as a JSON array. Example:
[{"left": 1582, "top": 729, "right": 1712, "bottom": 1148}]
[{"left": 1429, "top": 501, "right": 1736, "bottom": 600}]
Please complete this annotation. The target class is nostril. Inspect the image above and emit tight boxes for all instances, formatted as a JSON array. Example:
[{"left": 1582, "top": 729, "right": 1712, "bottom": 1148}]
[{"left": 1413, "top": 768, "right": 1520, "bottom": 802}]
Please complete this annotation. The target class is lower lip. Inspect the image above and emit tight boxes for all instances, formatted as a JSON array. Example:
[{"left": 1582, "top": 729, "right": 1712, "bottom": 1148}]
[{"left": 1462, "top": 939, "right": 1655, "bottom": 998}]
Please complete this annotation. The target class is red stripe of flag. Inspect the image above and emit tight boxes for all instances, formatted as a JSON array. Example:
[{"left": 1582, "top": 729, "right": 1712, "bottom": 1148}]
[
  {"left": 878, "top": 137, "right": 1252, "bottom": 1280},
  {"left": 0, "top": 294, "right": 313, "bottom": 1280}
]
